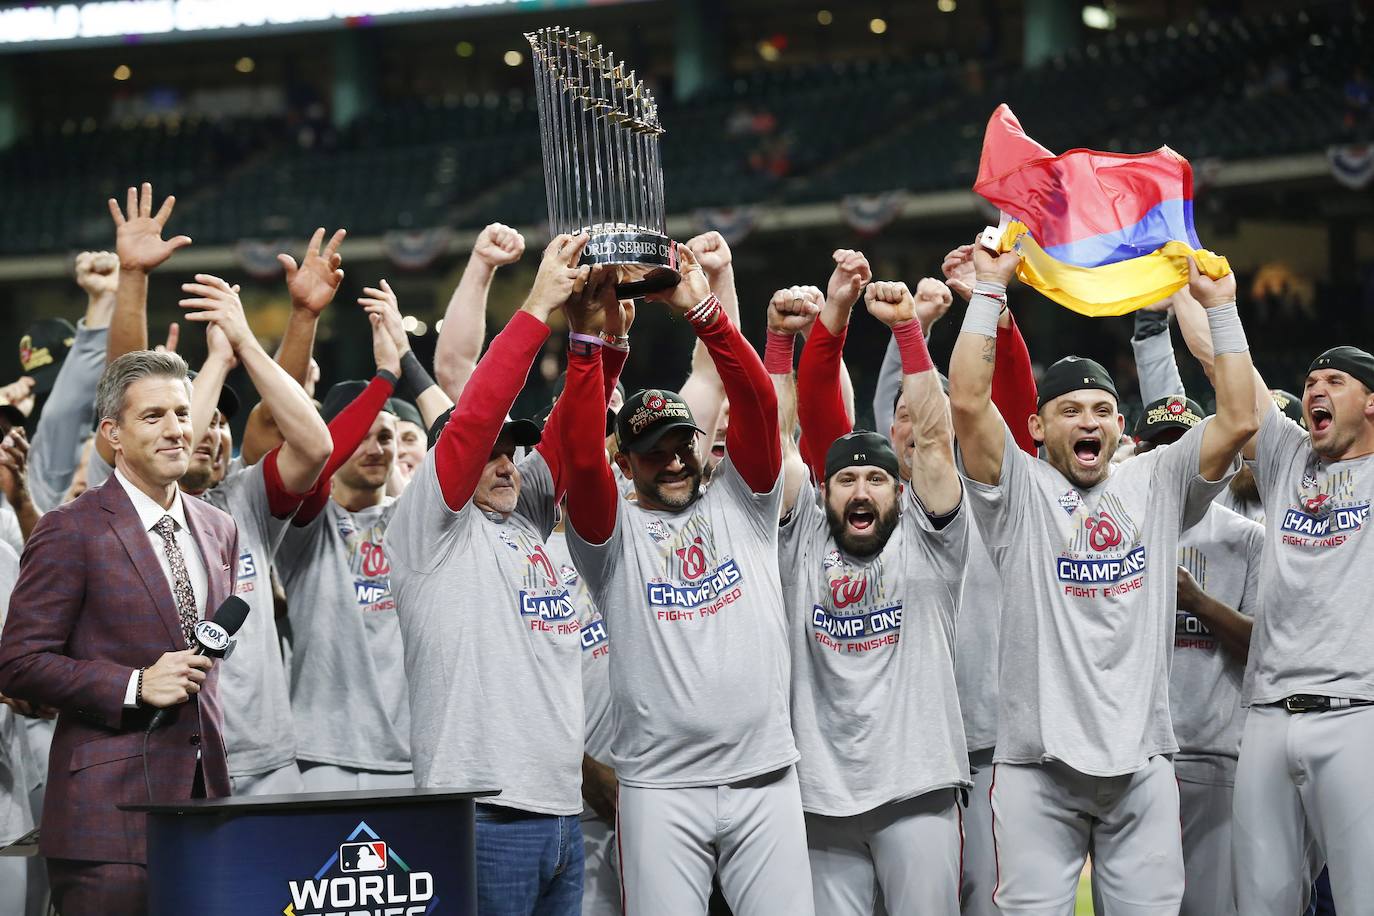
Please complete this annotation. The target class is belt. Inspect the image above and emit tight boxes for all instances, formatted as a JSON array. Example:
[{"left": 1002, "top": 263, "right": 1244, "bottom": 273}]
[{"left": 1280, "top": 694, "right": 1374, "bottom": 714}]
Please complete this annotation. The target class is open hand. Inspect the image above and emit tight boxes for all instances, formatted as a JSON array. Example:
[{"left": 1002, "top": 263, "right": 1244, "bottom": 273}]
[
  {"left": 0, "top": 427, "right": 30, "bottom": 507},
  {"left": 279, "top": 227, "right": 346, "bottom": 316},
  {"left": 108, "top": 182, "right": 191, "bottom": 272},
  {"left": 358, "top": 280, "right": 410, "bottom": 356},
  {"left": 645, "top": 243, "right": 713, "bottom": 316},
  {"left": 180, "top": 274, "right": 254, "bottom": 352},
  {"left": 940, "top": 244, "right": 976, "bottom": 301},
  {"left": 523, "top": 234, "right": 591, "bottom": 321}
]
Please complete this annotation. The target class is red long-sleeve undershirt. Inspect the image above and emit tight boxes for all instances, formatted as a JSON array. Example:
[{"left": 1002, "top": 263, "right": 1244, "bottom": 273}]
[
  {"left": 705, "top": 311, "right": 780, "bottom": 493},
  {"left": 431, "top": 317, "right": 628, "bottom": 511},
  {"left": 796, "top": 316, "right": 1041, "bottom": 479},
  {"left": 434, "top": 310, "right": 548, "bottom": 511},
  {"left": 796, "top": 319, "right": 849, "bottom": 478},
  {"left": 293, "top": 372, "right": 396, "bottom": 526},
  {"left": 992, "top": 316, "right": 1039, "bottom": 456},
  {"left": 261, "top": 446, "right": 312, "bottom": 520},
  {"left": 562, "top": 346, "right": 616, "bottom": 544}
]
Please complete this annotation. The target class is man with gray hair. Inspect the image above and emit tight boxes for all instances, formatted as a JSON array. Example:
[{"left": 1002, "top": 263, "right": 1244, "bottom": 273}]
[{"left": 0, "top": 348, "right": 239, "bottom": 915}]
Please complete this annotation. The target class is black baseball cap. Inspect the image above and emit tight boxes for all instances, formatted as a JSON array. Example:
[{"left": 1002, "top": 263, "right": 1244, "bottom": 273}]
[
  {"left": 1308, "top": 347, "right": 1374, "bottom": 393},
  {"left": 184, "top": 369, "right": 241, "bottom": 422},
  {"left": 425, "top": 405, "right": 542, "bottom": 452},
  {"left": 1037, "top": 356, "right": 1118, "bottom": 410},
  {"left": 1269, "top": 389, "right": 1305, "bottom": 428},
  {"left": 20, "top": 318, "right": 76, "bottom": 395},
  {"left": 825, "top": 430, "right": 901, "bottom": 481},
  {"left": 387, "top": 398, "right": 424, "bottom": 430},
  {"left": 1134, "top": 394, "right": 1206, "bottom": 442},
  {"left": 320, "top": 380, "right": 397, "bottom": 424},
  {"left": 616, "top": 389, "right": 703, "bottom": 453}
]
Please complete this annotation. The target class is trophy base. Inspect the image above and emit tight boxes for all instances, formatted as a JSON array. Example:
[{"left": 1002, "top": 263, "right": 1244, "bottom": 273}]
[{"left": 578, "top": 229, "right": 681, "bottom": 297}]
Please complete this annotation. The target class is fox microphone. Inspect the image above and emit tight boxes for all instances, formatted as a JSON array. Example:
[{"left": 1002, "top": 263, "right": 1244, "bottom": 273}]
[{"left": 146, "top": 595, "right": 250, "bottom": 733}]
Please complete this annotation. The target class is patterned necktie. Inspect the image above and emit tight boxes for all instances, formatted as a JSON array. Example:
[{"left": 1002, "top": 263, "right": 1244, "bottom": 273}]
[{"left": 154, "top": 515, "right": 198, "bottom": 647}]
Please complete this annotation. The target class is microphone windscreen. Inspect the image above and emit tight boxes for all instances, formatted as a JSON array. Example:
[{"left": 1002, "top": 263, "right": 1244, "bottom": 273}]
[{"left": 210, "top": 595, "right": 251, "bottom": 637}]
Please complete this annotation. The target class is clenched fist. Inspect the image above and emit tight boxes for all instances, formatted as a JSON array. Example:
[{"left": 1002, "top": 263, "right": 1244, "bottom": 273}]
[
  {"left": 768, "top": 286, "right": 823, "bottom": 336},
  {"left": 864, "top": 280, "right": 918, "bottom": 327}
]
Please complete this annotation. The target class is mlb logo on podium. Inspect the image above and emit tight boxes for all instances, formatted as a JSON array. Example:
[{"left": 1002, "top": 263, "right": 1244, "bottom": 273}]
[{"left": 339, "top": 840, "right": 388, "bottom": 873}]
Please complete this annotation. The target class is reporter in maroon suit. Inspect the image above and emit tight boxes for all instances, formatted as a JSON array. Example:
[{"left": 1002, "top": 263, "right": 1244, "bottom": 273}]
[{"left": 0, "top": 350, "right": 238, "bottom": 915}]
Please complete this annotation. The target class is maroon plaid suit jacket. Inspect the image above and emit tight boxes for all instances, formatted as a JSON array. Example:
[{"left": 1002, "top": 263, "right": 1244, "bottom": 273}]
[{"left": 0, "top": 475, "right": 238, "bottom": 864}]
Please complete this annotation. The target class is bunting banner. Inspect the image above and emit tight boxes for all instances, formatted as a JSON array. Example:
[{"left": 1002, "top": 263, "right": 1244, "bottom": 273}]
[
  {"left": 384, "top": 227, "right": 454, "bottom": 270},
  {"left": 840, "top": 191, "right": 908, "bottom": 236}
]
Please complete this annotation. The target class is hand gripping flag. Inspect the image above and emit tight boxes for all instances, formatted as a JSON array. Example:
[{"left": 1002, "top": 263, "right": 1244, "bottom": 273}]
[{"left": 974, "top": 104, "right": 1230, "bottom": 317}]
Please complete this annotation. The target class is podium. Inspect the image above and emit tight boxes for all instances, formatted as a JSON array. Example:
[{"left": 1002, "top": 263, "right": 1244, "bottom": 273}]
[{"left": 121, "top": 787, "right": 497, "bottom": 916}]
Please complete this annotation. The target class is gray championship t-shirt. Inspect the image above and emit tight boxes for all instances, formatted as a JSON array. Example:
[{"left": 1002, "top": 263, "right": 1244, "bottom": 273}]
[
  {"left": 962, "top": 421, "right": 1234, "bottom": 776},
  {"left": 1170, "top": 503, "right": 1262, "bottom": 784},
  {"left": 275, "top": 496, "right": 410, "bottom": 772},
  {"left": 388, "top": 451, "right": 583, "bottom": 816},
  {"left": 957, "top": 518, "right": 1002, "bottom": 755},
  {"left": 781, "top": 478, "right": 969, "bottom": 816},
  {"left": 566, "top": 456, "right": 798, "bottom": 788},
  {"left": 1246, "top": 403, "right": 1374, "bottom": 704},
  {"left": 202, "top": 461, "right": 297, "bottom": 778}
]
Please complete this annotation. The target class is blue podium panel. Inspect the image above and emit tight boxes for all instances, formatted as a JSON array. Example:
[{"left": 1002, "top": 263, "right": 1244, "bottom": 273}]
[{"left": 124, "top": 788, "right": 495, "bottom": 916}]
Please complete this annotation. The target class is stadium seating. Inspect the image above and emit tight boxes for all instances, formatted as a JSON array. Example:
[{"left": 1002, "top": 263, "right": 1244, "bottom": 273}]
[{"left": 0, "top": 6, "right": 1368, "bottom": 255}]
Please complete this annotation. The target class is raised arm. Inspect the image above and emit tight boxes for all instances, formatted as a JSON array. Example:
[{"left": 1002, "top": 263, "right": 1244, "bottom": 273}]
[
  {"left": 949, "top": 241, "right": 1022, "bottom": 485},
  {"left": 105, "top": 182, "right": 191, "bottom": 362},
  {"left": 433, "top": 234, "right": 587, "bottom": 511},
  {"left": 28, "top": 252, "right": 118, "bottom": 511},
  {"left": 679, "top": 232, "right": 740, "bottom": 465},
  {"left": 0, "top": 429, "right": 39, "bottom": 542},
  {"left": 992, "top": 312, "right": 1040, "bottom": 456},
  {"left": 1172, "top": 282, "right": 1271, "bottom": 461},
  {"left": 765, "top": 289, "right": 819, "bottom": 517},
  {"left": 434, "top": 223, "right": 525, "bottom": 401},
  {"left": 1131, "top": 299, "right": 1185, "bottom": 405},
  {"left": 649, "top": 245, "right": 780, "bottom": 493},
  {"left": 867, "top": 280, "right": 961, "bottom": 514},
  {"left": 359, "top": 279, "right": 454, "bottom": 428},
  {"left": 292, "top": 313, "right": 402, "bottom": 526},
  {"left": 873, "top": 262, "right": 954, "bottom": 436},
  {"left": 798, "top": 250, "right": 872, "bottom": 475},
  {"left": 562, "top": 271, "right": 624, "bottom": 546},
  {"left": 240, "top": 227, "right": 346, "bottom": 466},
  {"left": 180, "top": 274, "right": 333, "bottom": 498},
  {"left": 1185, "top": 260, "right": 1261, "bottom": 478}
]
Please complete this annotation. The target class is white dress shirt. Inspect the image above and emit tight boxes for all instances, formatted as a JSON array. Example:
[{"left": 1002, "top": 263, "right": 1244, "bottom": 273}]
[{"left": 116, "top": 469, "right": 209, "bottom": 707}]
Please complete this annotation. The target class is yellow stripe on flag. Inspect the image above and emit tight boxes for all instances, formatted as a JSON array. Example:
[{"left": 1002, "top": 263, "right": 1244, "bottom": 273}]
[{"left": 997, "top": 221, "right": 1231, "bottom": 318}]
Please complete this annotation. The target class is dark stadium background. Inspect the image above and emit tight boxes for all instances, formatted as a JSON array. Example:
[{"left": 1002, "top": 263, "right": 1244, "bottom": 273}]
[{"left": 0, "top": 0, "right": 1370, "bottom": 444}]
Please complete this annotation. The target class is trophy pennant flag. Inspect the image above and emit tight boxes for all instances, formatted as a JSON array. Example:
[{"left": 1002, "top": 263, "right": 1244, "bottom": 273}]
[{"left": 527, "top": 27, "right": 680, "bottom": 296}]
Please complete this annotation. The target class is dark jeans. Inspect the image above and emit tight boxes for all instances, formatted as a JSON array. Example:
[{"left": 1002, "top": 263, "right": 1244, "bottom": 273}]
[{"left": 476, "top": 804, "right": 584, "bottom": 916}]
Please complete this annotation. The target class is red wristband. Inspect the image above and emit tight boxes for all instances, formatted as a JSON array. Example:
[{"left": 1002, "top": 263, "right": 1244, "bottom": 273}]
[
  {"left": 764, "top": 330, "right": 795, "bottom": 374},
  {"left": 892, "top": 320, "right": 934, "bottom": 375}
]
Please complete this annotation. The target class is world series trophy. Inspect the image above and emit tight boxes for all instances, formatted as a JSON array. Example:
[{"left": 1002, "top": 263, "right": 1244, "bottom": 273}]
[{"left": 526, "top": 27, "right": 680, "bottom": 297}]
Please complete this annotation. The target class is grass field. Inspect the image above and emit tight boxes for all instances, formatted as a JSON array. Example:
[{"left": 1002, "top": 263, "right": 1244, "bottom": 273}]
[{"left": 1076, "top": 870, "right": 1094, "bottom": 914}]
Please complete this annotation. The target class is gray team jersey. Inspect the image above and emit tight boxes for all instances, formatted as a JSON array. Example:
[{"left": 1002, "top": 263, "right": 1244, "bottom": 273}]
[
  {"left": 548, "top": 530, "right": 615, "bottom": 824},
  {"left": 962, "top": 421, "right": 1234, "bottom": 776},
  {"left": 957, "top": 518, "right": 1002, "bottom": 754},
  {"left": 202, "top": 461, "right": 297, "bottom": 777},
  {"left": 1169, "top": 503, "right": 1262, "bottom": 782},
  {"left": 388, "top": 450, "right": 583, "bottom": 816},
  {"left": 275, "top": 496, "right": 410, "bottom": 772},
  {"left": 566, "top": 456, "right": 798, "bottom": 789},
  {"left": 1215, "top": 485, "right": 1265, "bottom": 524},
  {"left": 1246, "top": 404, "right": 1374, "bottom": 704},
  {"left": 547, "top": 531, "right": 614, "bottom": 766},
  {"left": 780, "top": 478, "right": 969, "bottom": 816}
]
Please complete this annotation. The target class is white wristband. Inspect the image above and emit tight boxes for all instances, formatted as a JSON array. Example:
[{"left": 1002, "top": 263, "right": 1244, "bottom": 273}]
[
  {"left": 1205, "top": 301, "right": 1248, "bottom": 355},
  {"left": 961, "top": 297, "right": 1002, "bottom": 339}
]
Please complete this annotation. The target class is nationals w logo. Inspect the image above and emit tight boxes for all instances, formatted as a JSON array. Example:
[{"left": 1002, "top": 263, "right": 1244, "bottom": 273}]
[{"left": 830, "top": 574, "right": 867, "bottom": 609}]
